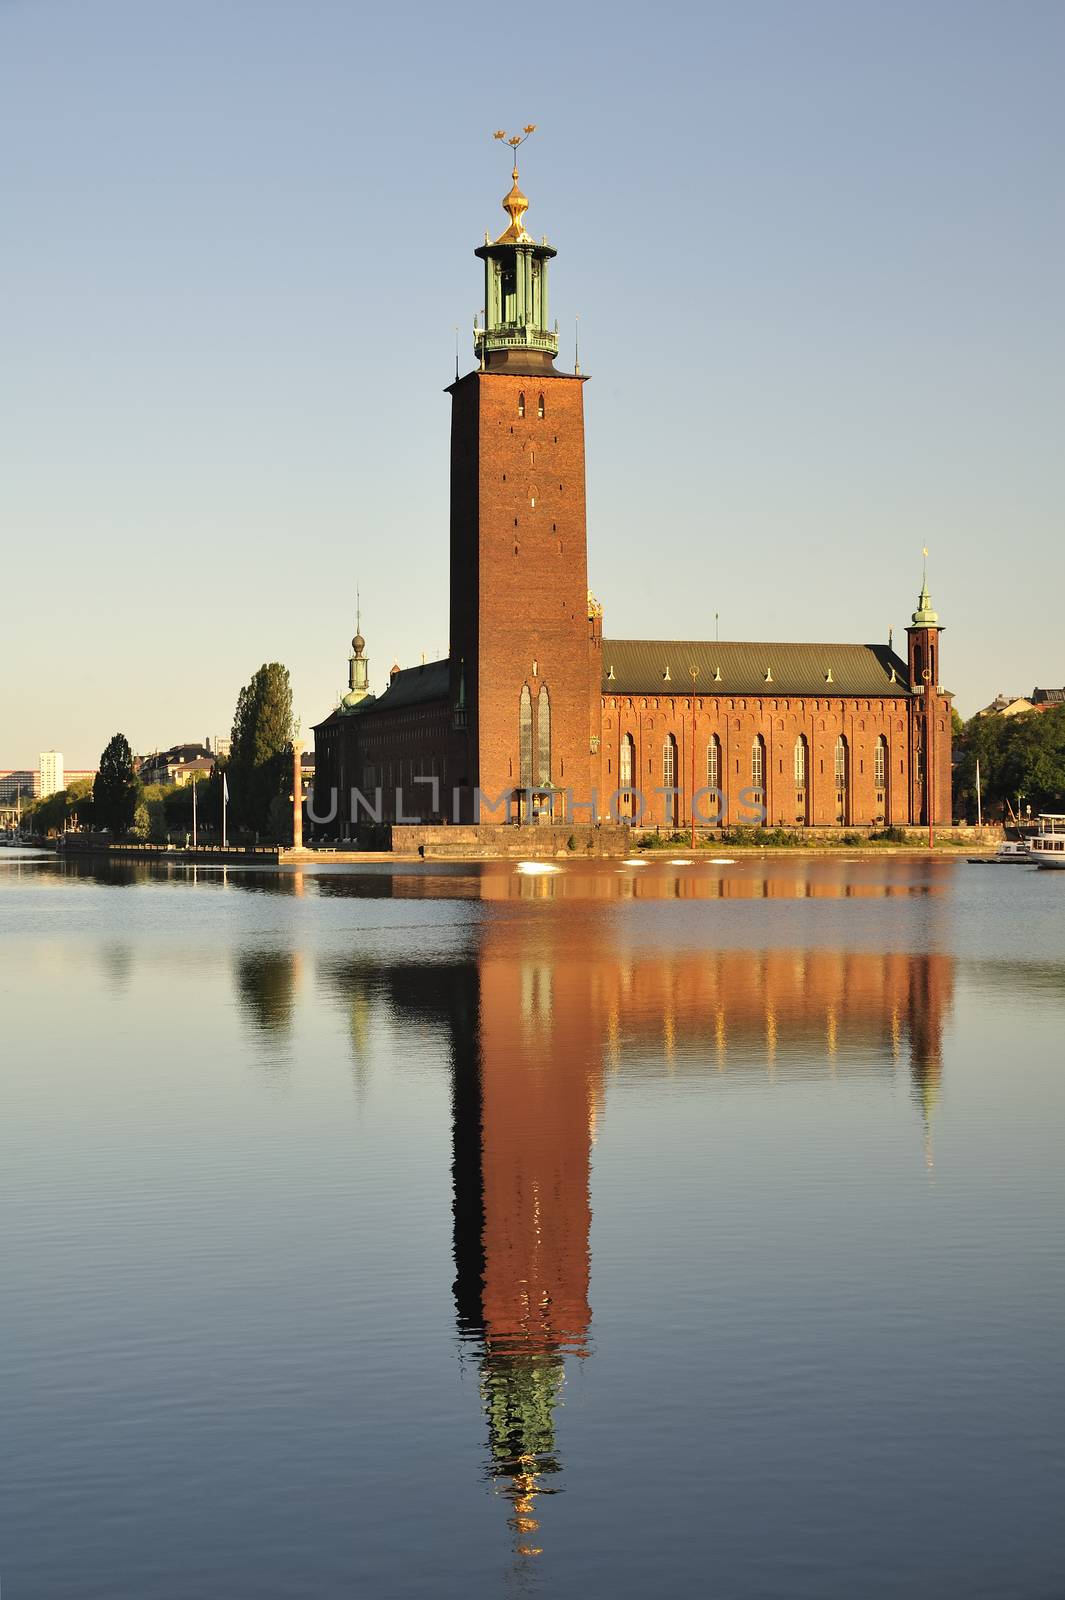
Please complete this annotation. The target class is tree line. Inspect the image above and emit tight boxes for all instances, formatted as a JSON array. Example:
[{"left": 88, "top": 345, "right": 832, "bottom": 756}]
[
  {"left": 954, "top": 705, "right": 1065, "bottom": 821},
  {"left": 20, "top": 663, "right": 298, "bottom": 844}
]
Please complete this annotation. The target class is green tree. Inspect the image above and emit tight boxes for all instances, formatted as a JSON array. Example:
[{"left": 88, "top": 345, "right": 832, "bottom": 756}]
[
  {"left": 228, "top": 663, "right": 294, "bottom": 838},
  {"left": 163, "top": 774, "right": 213, "bottom": 837},
  {"left": 93, "top": 733, "right": 142, "bottom": 834},
  {"left": 954, "top": 707, "right": 1065, "bottom": 820},
  {"left": 140, "top": 783, "right": 170, "bottom": 843},
  {"left": 66, "top": 776, "right": 95, "bottom": 828}
]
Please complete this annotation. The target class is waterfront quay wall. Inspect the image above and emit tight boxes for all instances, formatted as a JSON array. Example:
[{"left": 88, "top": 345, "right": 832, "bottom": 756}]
[
  {"left": 58, "top": 838, "right": 281, "bottom": 865},
  {"left": 302, "top": 823, "right": 632, "bottom": 859}
]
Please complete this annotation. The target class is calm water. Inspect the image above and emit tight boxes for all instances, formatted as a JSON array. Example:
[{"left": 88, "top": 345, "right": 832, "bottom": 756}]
[{"left": 2, "top": 850, "right": 1064, "bottom": 1599}]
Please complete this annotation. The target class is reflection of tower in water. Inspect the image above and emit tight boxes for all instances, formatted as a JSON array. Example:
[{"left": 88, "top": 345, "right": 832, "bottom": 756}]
[
  {"left": 452, "top": 926, "right": 598, "bottom": 1559},
  {"left": 907, "top": 952, "right": 951, "bottom": 1169}
]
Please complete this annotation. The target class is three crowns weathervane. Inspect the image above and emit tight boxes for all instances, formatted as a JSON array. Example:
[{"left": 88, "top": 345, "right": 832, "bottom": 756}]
[
  {"left": 491, "top": 125, "right": 537, "bottom": 244},
  {"left": 493, "top": 124, "right": 537, "bottom": 157}
]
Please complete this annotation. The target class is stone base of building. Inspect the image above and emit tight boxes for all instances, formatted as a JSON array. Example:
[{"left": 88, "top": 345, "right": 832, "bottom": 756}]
[{"left": 320, "top": 823, "right": 632, "bottom": 858}]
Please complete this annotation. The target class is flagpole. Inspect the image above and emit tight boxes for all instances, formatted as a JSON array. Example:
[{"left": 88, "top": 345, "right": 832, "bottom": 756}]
[
  {"left": 222, "top": 774, "right": 228, "bottom": 850},
  {"left": 975, "top": 758, "right": 982, "bottom": 828},
  {"left": 192, "top": 775, "right": 198, "bottom": 850}
]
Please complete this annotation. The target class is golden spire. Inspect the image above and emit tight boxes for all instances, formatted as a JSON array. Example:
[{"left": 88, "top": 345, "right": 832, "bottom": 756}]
[{"left": 492, "top": 125, "right": 536, "bottom": 243}]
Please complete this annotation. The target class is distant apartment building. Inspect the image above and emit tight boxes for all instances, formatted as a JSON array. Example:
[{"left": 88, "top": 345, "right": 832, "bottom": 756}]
[
  {"left": 138, "top": 744, "right": 215, "bottom": 787},
  {"left": 0, "top": 770, "right": 39, "bottom": 803},
  {"left": 38, "top": 751, "right": 64, "bottom": 797},
  {"left": 978, "top": 688, "right": 1064, "bottom": 718},
  {"left": 977, "top": 694, "right": 1035, "bottom": 718}
]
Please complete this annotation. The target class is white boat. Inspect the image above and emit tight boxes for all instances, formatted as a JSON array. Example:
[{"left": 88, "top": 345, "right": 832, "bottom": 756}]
[
  {"left": 1030, "top": 814, "right": 1065, "bottom": 870},
  {"left": 968, "top": 839, "right": 1031, "bottom": 864}
]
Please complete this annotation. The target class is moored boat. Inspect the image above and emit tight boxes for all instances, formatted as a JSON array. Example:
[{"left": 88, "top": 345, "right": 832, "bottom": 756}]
[
  {"left": 968, "top": 840, "right": 1032, "bottom": 864},
  {"left": 1030, "top": 814, "right": 1065, "bottom": 870}
]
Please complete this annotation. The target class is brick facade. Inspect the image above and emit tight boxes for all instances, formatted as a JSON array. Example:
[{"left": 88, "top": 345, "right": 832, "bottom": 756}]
[{"left": 447, "top": 369, "right": 592, "bottom": 822}]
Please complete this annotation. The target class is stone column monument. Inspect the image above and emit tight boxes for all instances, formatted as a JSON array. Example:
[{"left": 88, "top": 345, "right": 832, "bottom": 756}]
[{"left": 292, "top": 740, "right": 304, "bottom": 851}]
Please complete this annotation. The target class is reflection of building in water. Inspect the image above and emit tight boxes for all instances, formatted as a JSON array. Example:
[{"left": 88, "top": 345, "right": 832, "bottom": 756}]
[
  {"left": 319, "top": 903, "right": 953, "bottom": 1556},
  {"left": 469, "top": 933, "right": 597, "bottom": 1557},
  {"left": 348, "top": 939, "right": 596, "bottom": 1561},
  {"left": 583, "top": 947, "right": 953, "bottom": 1083}
]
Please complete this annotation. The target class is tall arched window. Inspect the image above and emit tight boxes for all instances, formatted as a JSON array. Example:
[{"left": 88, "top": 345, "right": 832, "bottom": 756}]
[
  {"left": 537, "top": 685, "right": 551, "bottom": 785},
  {"left": 537, "top": 392, "right": 545, "bottom": 418},
  {"left": 706, "top": 735, "right": 720, "bottom": 792},
  {"left": 517, "top": 391, "right": 526, "bottom": 419},
  {"left": 620, "top": 732, "right": 635, "bottom": 818},
  {"left": 794, "top": 735, "right": 808, "bottom": 789},
  {"left": 620, "top": 733, "right": 634, "bottom": 788},
  {"left": 874, "top": 736, "right": 887, "bottom": 788},
  {"left": 834, "top": 735, "right": 849, "bottom": 823},
  {"left": 663, "top": 735, "right": 678, "bottom": 825},
  {"left": 751, "top": 737, "right": 765, "bottom": 792},
  {"left": 519, "top": 685, "right": 533, "bottom": 785}
]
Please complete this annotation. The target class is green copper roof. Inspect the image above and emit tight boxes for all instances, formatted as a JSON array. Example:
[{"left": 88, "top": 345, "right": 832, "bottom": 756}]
[
  {"left": 910, "top": 580, "right": 940, "bottom": 629},
  {"left": 601, "top": 640, "right": 912, "bottom": 697}
]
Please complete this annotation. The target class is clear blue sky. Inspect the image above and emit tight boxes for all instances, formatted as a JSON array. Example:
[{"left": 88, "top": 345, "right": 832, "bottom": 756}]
[{"left": 2, "top": 0, "right": 1061, "bottom": 766}]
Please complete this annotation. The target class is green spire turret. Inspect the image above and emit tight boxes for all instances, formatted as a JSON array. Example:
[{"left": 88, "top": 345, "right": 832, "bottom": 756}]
[
  {"left": 473, "top": 129, "right": 559, "bottom": 373},
  {"left": 339, "top": 593, "right": 373, "bottom": 713},
  {"left": 910, "top": 551, "right": 940, "bottom": 629}
]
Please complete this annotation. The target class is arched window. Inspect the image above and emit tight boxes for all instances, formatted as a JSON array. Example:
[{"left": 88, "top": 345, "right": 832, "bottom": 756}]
[
  {"left": 751, "top": 737, "right": 765, "bottom": 791},
  {"left": 663, "top": 737, "right": 676, "bottom": 789},
  {"left": 794, "top": 735, "right": 807, "bottom": 789},
  {"left": 517, "top": 391, "right": 526, "bottom": 419},
  {"left": 537, "top": 685, "right": 551, "bottom": 785},
  {"left": 620, "top": 733, "right": 634, "bottom": 789},
  {"left": 874, "top": 735, "right": 887, "bottom": 789},
  {"left": 519, "top": 685, "right": 532, "bottom": 785},
  {"left": 834, "top": 736, "right": 848, "bottom": 787},
  {"left": 706, "top": 736, "right": 720, "bottom": 791},
  {"left": 537, "top": 392, "right": 545, "bottom": 418}
]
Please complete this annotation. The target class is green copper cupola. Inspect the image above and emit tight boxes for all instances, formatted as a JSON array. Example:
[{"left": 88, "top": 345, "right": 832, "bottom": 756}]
[
  {"left": 474, "top": 130, "right": 559, "bottom": 374},
  {"left": 910, "top": 550, "right": 941, "bottom": 630}
]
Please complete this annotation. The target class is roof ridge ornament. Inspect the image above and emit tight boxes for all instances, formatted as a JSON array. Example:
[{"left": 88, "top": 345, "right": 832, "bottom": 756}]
[{"left": 492, "top": 125, "right": 537, "bottom": 243}]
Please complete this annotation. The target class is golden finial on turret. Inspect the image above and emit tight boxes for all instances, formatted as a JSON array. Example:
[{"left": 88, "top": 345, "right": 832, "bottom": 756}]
[{"left": 492, "top": 125, "right": 537, "bottom": 243}]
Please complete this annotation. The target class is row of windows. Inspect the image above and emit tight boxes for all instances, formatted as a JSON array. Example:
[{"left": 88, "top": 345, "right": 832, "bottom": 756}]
[
  {"left": 616, "top": 734, "right": 890, "bottom": 790},
  {"left": 517, "top": 392, "right": 546, "bottom": 419}
]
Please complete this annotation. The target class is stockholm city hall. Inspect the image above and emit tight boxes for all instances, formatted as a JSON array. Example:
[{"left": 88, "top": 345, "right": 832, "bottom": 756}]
[{"left": 314, "top": 133, "right": 953, "bottom": 834}]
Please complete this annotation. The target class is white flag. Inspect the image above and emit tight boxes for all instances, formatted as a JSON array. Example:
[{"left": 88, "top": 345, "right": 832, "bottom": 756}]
[{"left": 223, "top": 774, "right": 229, "bottom": 802}]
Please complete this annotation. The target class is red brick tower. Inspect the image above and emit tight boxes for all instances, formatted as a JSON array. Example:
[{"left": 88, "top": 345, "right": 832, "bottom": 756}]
[
  {"left": 906, "top": 560, "right": 950, "bottom": 825},
  {"left": 447, "top": 139, "right": 594, "bottom": 822}
]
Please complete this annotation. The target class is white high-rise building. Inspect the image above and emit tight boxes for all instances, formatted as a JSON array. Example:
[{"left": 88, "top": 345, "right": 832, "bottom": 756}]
[{"left": 39, "top": 751, "right": 64, "bottom": 798}]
